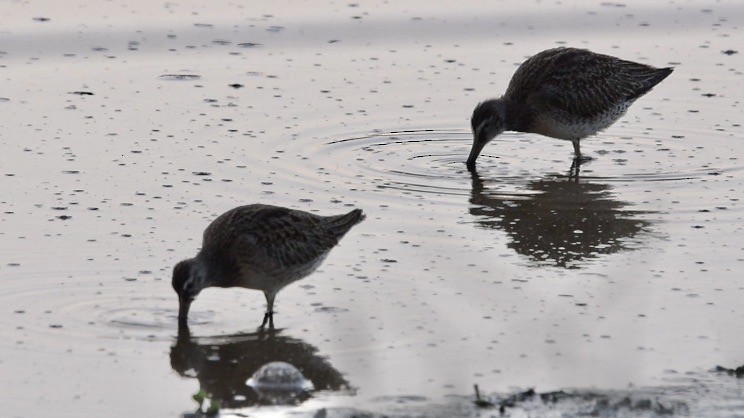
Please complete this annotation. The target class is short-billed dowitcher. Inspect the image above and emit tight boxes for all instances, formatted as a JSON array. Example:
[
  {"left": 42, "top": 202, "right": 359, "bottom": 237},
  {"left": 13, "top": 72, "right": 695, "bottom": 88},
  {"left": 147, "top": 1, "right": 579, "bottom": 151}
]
[
  {"left": 172, "top": 204, "right": 365, "bottom": 329},
  {"left": 467, "top": 47, "right": 673, "bottom": 169}
]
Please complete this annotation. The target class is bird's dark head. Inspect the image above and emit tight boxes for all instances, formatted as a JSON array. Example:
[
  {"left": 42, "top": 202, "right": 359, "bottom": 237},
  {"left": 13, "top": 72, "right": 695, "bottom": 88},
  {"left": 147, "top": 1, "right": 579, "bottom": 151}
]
[
  {"left": 467, "top": 99, "right": 506, "bottom": 170},
  {"left": 172, "top": 258, "right": 203, "bottom": 326}
]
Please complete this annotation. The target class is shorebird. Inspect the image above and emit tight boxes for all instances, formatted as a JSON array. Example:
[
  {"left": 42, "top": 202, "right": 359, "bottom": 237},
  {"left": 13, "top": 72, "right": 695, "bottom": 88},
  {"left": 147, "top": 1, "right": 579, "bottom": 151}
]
[
  {"left": 467, "top": 47, "right": 673, "bottom": 169},
  {"left": 172, "top": 204, "right": 365, "bottom": 329}
]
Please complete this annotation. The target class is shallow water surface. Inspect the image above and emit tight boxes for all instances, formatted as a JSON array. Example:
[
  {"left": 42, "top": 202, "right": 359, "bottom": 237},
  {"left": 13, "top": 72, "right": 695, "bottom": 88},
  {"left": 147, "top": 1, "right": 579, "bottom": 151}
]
[{"left": 1, "top": 0, "right": 743, "bottom": 416}]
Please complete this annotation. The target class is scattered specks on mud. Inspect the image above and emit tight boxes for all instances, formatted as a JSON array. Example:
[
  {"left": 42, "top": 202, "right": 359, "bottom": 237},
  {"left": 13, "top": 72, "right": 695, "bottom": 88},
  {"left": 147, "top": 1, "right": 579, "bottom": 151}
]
[
  {"left": 159, "top": 74, "right": 201, "bottom": 80},
  {"left": 1, "top": 1, "right": 743, "bottom": 417}
]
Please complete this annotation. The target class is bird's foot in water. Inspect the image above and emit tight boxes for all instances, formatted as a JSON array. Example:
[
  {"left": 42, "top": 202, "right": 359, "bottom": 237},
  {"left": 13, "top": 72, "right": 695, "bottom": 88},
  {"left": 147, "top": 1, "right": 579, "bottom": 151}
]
[
  {"left": 569, "top": 155, "right": 594, "bottom": 178},
  {"left": 573, "top": 154, "right": 594, "bottom": 165},
  {"left": 259, "top": 311, "right": 275, "bottom": 330}
]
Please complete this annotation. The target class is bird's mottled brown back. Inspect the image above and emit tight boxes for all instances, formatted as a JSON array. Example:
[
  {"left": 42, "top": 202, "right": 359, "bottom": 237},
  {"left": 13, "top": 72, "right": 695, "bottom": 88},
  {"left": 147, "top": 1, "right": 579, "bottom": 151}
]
[
  {"left": 201, "top": 204, "right": 363, "bottom": 276},
  {"left": 505, "top": 47, "right": 672, "bottom": 128}
]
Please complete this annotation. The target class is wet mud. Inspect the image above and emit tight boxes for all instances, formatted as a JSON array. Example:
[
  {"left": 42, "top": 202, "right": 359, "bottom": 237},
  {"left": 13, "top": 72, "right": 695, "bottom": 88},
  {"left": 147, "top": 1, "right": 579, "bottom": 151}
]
[{"left": 1, "top": 0, "right": 743, "bottom": 417}]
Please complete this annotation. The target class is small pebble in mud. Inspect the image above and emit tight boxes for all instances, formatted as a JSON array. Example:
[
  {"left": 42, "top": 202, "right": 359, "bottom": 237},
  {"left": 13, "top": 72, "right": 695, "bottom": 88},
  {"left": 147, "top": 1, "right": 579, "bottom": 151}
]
[{"left": 246, "top": 361, "right": 313, "bottom": 396}]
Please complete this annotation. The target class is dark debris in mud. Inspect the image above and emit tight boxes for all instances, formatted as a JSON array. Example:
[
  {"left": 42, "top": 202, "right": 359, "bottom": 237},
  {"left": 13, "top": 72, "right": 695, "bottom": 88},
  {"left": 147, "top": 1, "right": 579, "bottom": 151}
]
[
  {"left": 473, "top": 386, "right": 543, "bottom": 413},
  {"left": 159, "top": 74, "right": 201, "bottom": 80},
  {"left": 472, "top": 384, "right": 493, "bottom": 408},
  {"left": 714, "top": 364, "right": 744, "bottom": 378},
  {"left": 473, "top": 386, "right": 690, "bottom": 417}
]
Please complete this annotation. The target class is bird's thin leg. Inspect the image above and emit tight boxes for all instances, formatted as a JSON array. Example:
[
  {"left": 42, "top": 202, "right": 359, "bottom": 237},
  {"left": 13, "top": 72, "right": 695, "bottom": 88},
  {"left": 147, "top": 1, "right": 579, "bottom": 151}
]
[
  {"left": 569, "top": 158, "right": 581, "bottom": 180},
  {"left": 571, "top": 139, "right": 593, "bottom": 166},
  {"left": 260, "top": 292, "right": 276, "bottom": 330},
  {"left": 572, "top": 140, "right": 581, "bottom": 158}
]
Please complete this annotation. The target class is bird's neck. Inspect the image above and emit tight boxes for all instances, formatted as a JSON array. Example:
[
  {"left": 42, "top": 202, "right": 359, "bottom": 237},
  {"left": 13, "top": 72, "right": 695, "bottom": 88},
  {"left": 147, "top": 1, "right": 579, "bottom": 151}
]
[
  {"left": 499, "top": 96, "right": 525, "bottom": 132},
  {"left": 194, "top": 250, "right": 232, "bottom": 288},
  {"left": 489, "top": 97, "right": 513, "bottom": 131},
  {"left": 191, "top": 256, "right": 215, "bottom": 291}
]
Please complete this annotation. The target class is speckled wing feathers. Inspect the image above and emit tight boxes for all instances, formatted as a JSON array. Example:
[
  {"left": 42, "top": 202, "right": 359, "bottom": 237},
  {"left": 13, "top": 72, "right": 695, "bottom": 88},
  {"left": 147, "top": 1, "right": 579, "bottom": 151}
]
[
  {"left": 506, "top": 48, "right": 672, "bottom": 123},
  {"left": 202, "top": 204, "right": 363, "bottom": 275}
]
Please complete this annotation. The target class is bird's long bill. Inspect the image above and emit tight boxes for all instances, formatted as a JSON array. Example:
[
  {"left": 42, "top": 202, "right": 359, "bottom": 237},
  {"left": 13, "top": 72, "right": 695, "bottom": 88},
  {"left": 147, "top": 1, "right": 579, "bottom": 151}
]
[
  {"left": 466, "top": 138, "right": 487, "bottom": 170},
  {"left": 178, "top": 296, "right": 192, "bottom": 326}
]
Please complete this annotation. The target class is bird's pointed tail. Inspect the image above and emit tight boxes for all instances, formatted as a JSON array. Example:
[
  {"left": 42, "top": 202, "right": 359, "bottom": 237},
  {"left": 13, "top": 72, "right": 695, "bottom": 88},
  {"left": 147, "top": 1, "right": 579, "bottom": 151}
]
[{"left": 325, "top": 209, "right": 365, "bottom": 237}]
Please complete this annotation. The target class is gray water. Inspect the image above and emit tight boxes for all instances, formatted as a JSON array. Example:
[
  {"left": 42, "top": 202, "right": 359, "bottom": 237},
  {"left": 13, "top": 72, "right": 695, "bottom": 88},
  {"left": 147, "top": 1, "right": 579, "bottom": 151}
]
[{"left": 1, "top": 0, "right": 743, "bottom": 416}]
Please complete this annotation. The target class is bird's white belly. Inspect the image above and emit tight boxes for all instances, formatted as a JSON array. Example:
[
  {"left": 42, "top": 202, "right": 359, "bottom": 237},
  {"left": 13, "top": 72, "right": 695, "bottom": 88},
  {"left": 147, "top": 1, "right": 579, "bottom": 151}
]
[
  {"left": 236, "top": 252, "right": 330, "bottom": 293},
  {"left": 531, "top": 102, "right": 631, "bottom": 140}
]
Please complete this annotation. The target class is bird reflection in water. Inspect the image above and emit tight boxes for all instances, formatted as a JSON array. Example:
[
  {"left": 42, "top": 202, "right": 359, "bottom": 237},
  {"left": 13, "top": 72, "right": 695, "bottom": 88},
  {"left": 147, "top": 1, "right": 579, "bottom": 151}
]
[
  {"left": 171, "top": 324, "right": 351, "bottom": 410},
  {"left": 469, "top": 168, "right": 654, "bottom": 268}
]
